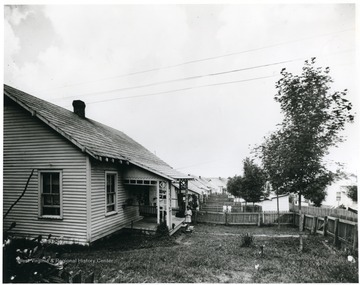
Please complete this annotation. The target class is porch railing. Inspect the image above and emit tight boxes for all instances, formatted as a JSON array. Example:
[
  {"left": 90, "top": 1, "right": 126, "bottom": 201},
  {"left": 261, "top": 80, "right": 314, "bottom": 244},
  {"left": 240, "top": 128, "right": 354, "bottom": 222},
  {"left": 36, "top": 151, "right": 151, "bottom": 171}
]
[{"left": 139, "top": 205, "right": 157, "bottom": 216}]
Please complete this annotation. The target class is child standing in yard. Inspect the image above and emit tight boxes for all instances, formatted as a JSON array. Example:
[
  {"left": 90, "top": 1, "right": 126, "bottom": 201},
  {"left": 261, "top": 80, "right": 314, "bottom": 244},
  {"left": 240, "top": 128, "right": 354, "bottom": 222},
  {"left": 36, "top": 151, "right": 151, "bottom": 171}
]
[{"left": 185, "top": 206, "right": 192, "bottom": 224}]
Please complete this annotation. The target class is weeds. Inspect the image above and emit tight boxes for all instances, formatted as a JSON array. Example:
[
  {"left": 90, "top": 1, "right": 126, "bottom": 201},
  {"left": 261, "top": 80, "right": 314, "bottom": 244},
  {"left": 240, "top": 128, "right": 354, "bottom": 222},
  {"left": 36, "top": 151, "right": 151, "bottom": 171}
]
[
  {"left": 240, "top": 233, "right": 255, "bottom": 247},
  {"left": 59, "top": 224, "right": 357, "bottom": 283}
]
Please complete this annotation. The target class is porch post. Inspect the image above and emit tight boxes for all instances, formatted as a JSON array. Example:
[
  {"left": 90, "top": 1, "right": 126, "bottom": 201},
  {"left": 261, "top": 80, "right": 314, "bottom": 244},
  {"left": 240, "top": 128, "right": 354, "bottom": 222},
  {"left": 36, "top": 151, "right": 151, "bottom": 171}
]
[
  {"left": 157, "top": 180, "right": 160, "bottom": 224},
  {"left": 179, "top": 179, "right": 188, "bottom": 216},
  {"left": 167, "top": 181, "right": 171, "bottom": 229}
]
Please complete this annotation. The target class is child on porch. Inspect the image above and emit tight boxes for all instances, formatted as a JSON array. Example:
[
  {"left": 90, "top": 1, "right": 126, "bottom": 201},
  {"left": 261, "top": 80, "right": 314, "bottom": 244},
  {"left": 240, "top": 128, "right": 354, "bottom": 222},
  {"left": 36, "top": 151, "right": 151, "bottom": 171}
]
[{"left": 185, "top": 206, "right": 192, "bottom": 224}]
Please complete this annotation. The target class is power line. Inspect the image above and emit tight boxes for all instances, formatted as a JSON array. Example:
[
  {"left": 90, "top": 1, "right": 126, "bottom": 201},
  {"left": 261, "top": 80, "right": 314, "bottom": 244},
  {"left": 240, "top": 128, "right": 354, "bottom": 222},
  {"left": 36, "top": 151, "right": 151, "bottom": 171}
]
[
  {"left": 56, "top": 48, "right": 354, "bottom": 103},
  {"left": 83, "top": 74, "right": 278, "bottom": 105},
  {"left": 41, "top": 27, "right": 354, "bottom": 93},
  {"left": 55, "top": 58, "right": 302, "bottom": 101}
]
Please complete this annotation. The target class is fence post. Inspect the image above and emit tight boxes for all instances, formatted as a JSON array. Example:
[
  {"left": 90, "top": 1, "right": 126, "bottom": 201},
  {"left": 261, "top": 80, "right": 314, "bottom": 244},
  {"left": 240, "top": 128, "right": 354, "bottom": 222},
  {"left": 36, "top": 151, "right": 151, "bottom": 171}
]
[
  {"left": 225, "top": 212, "right": 228, "bottom": 226},
  {"left": 293, "top": 212, "right": 296, "bottom": 227},
  {"left": 311, "top": 216, "right": 317, "bottom": 235},
  {"left": 300, "top": 214, "right": 305, "bottom": 231},
  {"left": 257, "top": 213, "right": 261, "bottom": 227},
  {"left": 263, "top": 212, "right": 265, "bottom": 225},
  {"left": 353, "top": 223, "right": 358, "bottom": 251},
  {"left": 323, "top": 216, "right": 327, "bottom": 236},
  {"left": 333, "top": 218, "right": 339, "bottom": 247}
]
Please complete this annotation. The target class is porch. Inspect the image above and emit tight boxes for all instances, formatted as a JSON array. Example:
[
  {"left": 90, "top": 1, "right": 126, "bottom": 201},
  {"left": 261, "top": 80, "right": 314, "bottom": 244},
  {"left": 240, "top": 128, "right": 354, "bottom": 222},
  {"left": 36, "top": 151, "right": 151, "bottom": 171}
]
[{"left": 125, "top": 215, "right": 186, "bottom": 236}]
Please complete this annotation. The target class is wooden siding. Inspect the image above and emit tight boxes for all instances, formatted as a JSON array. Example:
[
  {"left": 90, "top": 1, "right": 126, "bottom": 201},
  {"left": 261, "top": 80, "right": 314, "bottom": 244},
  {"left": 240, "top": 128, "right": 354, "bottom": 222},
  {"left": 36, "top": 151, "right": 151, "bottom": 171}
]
[
  {"left": 90, "top": 161, "right": 141, "bottom": 242},
  {"left": 124, "top": 165, "right": 165, "bottom": 181},
  {"left": 3, "top": 104, "right": 88, "bottom": 244}
]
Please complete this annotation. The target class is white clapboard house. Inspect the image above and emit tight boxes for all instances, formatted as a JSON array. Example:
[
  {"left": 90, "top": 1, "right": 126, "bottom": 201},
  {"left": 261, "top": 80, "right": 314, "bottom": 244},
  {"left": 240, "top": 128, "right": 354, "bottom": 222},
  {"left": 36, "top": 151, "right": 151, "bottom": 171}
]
[{"left": 3, "top": 85, "right": 191, "bottom": 244}]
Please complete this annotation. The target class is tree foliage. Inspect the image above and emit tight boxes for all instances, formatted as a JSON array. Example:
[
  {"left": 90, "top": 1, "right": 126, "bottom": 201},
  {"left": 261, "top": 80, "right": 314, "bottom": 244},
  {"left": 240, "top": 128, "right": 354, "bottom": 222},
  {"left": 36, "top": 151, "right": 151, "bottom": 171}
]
[
  {"left": 241, "top": 158, "right": 266, "bottom": 203},
  {"left": 257, "top": 58, "right": 354, "bottom": 206},
  {"left": 227, "top": 158, "right": 266, "bottom": 204},
  {"left": 347, "top": 185, "right": 358, "bottom": 202},
  {"left": 227, "top": 175, "right": 242, "bottom": 198}
]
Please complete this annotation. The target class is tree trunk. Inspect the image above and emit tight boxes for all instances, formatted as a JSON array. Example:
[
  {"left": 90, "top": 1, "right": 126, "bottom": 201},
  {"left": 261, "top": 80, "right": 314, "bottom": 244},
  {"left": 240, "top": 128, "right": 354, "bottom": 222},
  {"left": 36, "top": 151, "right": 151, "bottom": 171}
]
[{"left": 277, "top": 192, "right": 280, "bottom": 229}]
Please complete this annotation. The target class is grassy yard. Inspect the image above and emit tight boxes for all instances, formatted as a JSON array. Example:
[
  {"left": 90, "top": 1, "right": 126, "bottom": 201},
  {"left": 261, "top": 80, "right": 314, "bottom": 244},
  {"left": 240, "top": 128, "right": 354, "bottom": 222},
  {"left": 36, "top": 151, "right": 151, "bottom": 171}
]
[{"left": 61, "top": 224, "right": 358, "bottom": 283}]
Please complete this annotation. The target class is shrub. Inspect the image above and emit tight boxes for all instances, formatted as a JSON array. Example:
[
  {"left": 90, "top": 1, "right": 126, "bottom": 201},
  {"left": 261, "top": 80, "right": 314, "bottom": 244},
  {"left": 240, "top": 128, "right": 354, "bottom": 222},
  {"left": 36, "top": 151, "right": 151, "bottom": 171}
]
[
  {"left": 240, "top": 233, "right": 254, "bottom": 247},
  {"left": 3, "top": 233, "right": 71, "bottom": 283}
]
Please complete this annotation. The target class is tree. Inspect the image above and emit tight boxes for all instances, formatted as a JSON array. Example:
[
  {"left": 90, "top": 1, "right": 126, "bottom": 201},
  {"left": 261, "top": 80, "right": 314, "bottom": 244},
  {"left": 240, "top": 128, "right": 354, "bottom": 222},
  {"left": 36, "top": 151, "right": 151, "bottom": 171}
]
[
  {"left": 273, "top": 58, "right": 353, "bottom": 200},
  {"left": 256, "top": 131, "right": 289, "bottom": 227},
  {"left": 347, "top": 185, "right": 358, "bottom": 202},
  {"left": 240, "top": 158, "right": 266, "bottom": 209},
  {"left": 257, "top": 58, "right": 354, "bottom": 250},
  {"left": 227, "top": 175, "right": 243, "bottom": 198},
  {"left": 227, "top": 158, "right": 266, "bottom": 211}
]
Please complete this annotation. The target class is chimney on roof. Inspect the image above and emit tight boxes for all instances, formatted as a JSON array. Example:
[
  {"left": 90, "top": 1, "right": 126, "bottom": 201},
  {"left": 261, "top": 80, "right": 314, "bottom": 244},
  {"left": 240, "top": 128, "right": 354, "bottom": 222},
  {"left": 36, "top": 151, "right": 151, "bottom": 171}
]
[{"left": 72, "top": 100, "right": 86, "bottom": 118}]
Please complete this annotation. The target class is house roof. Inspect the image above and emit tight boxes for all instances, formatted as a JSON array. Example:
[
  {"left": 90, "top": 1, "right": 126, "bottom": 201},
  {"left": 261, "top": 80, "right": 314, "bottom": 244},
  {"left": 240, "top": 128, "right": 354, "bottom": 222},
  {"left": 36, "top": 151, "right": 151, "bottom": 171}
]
[
  {"left": 4, "top": 84, "right": 189, "bottom": 181},
  {"left": 188, "top": 175, "right": 212, "bottom": 192},
  {"left": 262, "top": 192, "right": 289, "bottom": 202},
  {"left": 207, "top": 177, "right": 228, "bottom": 189}
]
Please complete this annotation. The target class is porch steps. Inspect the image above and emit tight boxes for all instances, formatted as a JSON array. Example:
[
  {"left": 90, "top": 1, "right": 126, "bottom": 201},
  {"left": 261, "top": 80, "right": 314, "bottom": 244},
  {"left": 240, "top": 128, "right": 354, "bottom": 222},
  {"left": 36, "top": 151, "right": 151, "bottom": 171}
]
[{"left": 125, "top": 216, "right": 185, "bottom": 236}]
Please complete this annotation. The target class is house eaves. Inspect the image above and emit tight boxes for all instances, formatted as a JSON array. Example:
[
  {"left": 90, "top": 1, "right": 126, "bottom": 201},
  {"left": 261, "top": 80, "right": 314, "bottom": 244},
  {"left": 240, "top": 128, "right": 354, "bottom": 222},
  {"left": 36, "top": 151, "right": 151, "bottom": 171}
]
[{"left": 4, "top": 89, "right": 105, "bottom": 162}]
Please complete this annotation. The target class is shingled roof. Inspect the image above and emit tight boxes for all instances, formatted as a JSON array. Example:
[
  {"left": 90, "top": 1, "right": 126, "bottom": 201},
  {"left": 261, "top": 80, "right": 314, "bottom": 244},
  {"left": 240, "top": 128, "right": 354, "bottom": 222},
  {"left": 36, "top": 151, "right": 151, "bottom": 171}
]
[{"left": 4, "top": 84, "right": 189, "bottom": 181}]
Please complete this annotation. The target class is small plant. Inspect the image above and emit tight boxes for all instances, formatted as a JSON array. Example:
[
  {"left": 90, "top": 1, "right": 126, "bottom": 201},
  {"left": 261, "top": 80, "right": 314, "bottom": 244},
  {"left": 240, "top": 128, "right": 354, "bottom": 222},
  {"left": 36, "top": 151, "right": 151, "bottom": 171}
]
[
  {"left": 155, "top": 221, "right": 169, "bottom": 237},
  {"left": 3, "top": 228, "right": 71, "bottom": 283},
  {"left": 240, "top": 233, "right": 254, "bottom": 247}
]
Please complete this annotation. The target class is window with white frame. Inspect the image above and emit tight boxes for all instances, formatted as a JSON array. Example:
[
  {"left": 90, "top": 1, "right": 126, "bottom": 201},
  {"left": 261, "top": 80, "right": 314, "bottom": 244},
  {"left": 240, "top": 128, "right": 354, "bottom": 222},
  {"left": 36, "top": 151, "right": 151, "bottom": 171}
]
[
  {"left": 39, "top": 171, "right": 62, "bottom": 218},
  {"left": 106, "top": 172, "right": 117, "bottom": 214}
]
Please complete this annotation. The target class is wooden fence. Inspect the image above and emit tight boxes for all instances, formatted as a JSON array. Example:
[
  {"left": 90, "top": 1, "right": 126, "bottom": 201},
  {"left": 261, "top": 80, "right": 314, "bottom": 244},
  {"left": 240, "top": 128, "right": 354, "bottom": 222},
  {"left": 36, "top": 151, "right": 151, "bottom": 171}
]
[
  {"left": 197, "top": 211, "right": 226, "bottom": 224},
  {"left": 200, "top": 204, "right": 262, "bottom": 213},
  {"left": 198, "top": 210, "right": 358, "bottom": 250},
  {"left": 197, "top": 211, "right": 294, "bottom": 226},
  {"left": 294, "top": 213, "right": 358, "bottom": 250},
  {"left": 262, "top": 211, "right": 295, "bottom": 225},
  {"left": 290, "top": 204, "right": 357, "bottom": 222}
]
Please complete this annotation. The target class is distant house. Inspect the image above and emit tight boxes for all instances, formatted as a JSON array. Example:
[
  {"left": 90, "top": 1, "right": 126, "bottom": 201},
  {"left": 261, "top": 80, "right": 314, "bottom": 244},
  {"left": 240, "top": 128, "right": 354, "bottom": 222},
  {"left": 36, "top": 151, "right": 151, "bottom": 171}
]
[
  {"left": 258, "top": 193, "right": 290, "bottom": 212},
  {"left": 189, "top": 175, "right": 228, "bottom": 195},
  {"left": 207, "top": 177, "right": 228, "bottom": 194},
  {"left": 3, "top": 85, "right": 191, "bottom": 244},
  {"left": 322, "top": 174, "right": 357, "bottom": 210}
]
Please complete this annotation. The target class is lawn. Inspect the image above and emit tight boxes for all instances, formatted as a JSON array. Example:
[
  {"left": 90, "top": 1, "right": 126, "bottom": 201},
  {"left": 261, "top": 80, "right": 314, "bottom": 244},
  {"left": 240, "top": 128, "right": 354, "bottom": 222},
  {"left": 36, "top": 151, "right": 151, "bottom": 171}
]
[{"left": 61, "top": 224, "right": 358, "bottom": 283}]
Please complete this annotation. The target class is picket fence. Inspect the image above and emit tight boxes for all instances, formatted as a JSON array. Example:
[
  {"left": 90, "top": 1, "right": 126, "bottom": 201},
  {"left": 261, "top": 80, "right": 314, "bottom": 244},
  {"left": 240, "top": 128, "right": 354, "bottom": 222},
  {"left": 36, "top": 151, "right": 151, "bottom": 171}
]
[{"left": 197, "top": 211, "right": 294, "bottom": 226}]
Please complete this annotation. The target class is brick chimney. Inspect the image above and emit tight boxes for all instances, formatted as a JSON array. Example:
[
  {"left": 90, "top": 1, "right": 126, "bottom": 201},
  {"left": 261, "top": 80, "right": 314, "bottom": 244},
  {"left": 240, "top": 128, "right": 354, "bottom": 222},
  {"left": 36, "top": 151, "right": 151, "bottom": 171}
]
[{"left": 72, "top": 100, "right": 86, "bottom": 118}]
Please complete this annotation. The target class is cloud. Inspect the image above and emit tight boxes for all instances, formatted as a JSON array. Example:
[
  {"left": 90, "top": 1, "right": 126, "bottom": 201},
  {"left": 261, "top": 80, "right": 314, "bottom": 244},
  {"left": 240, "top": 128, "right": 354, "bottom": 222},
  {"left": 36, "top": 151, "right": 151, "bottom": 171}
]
[
  {"left": 4, "top": 14, "right": 21, "bottom": 87},
  {"left": 4, "top": 5, "right": 192, "bottom": 99},
  {"left": 3, "top": 4, "right": 357, "bottom": 177},
  {"left": 42, "top": 5, "right": 189, "bottom": 79},
  {"left": 4, "top": 5, "right": 34, "bottom": 26}
]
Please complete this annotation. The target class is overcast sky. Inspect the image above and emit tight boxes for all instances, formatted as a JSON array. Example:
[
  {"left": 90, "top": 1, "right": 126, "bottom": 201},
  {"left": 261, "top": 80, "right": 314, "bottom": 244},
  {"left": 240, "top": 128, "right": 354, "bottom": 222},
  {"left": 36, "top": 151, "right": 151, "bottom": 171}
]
[{"left": 4, "top": 3, "right": 358, "bottom": 178}]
